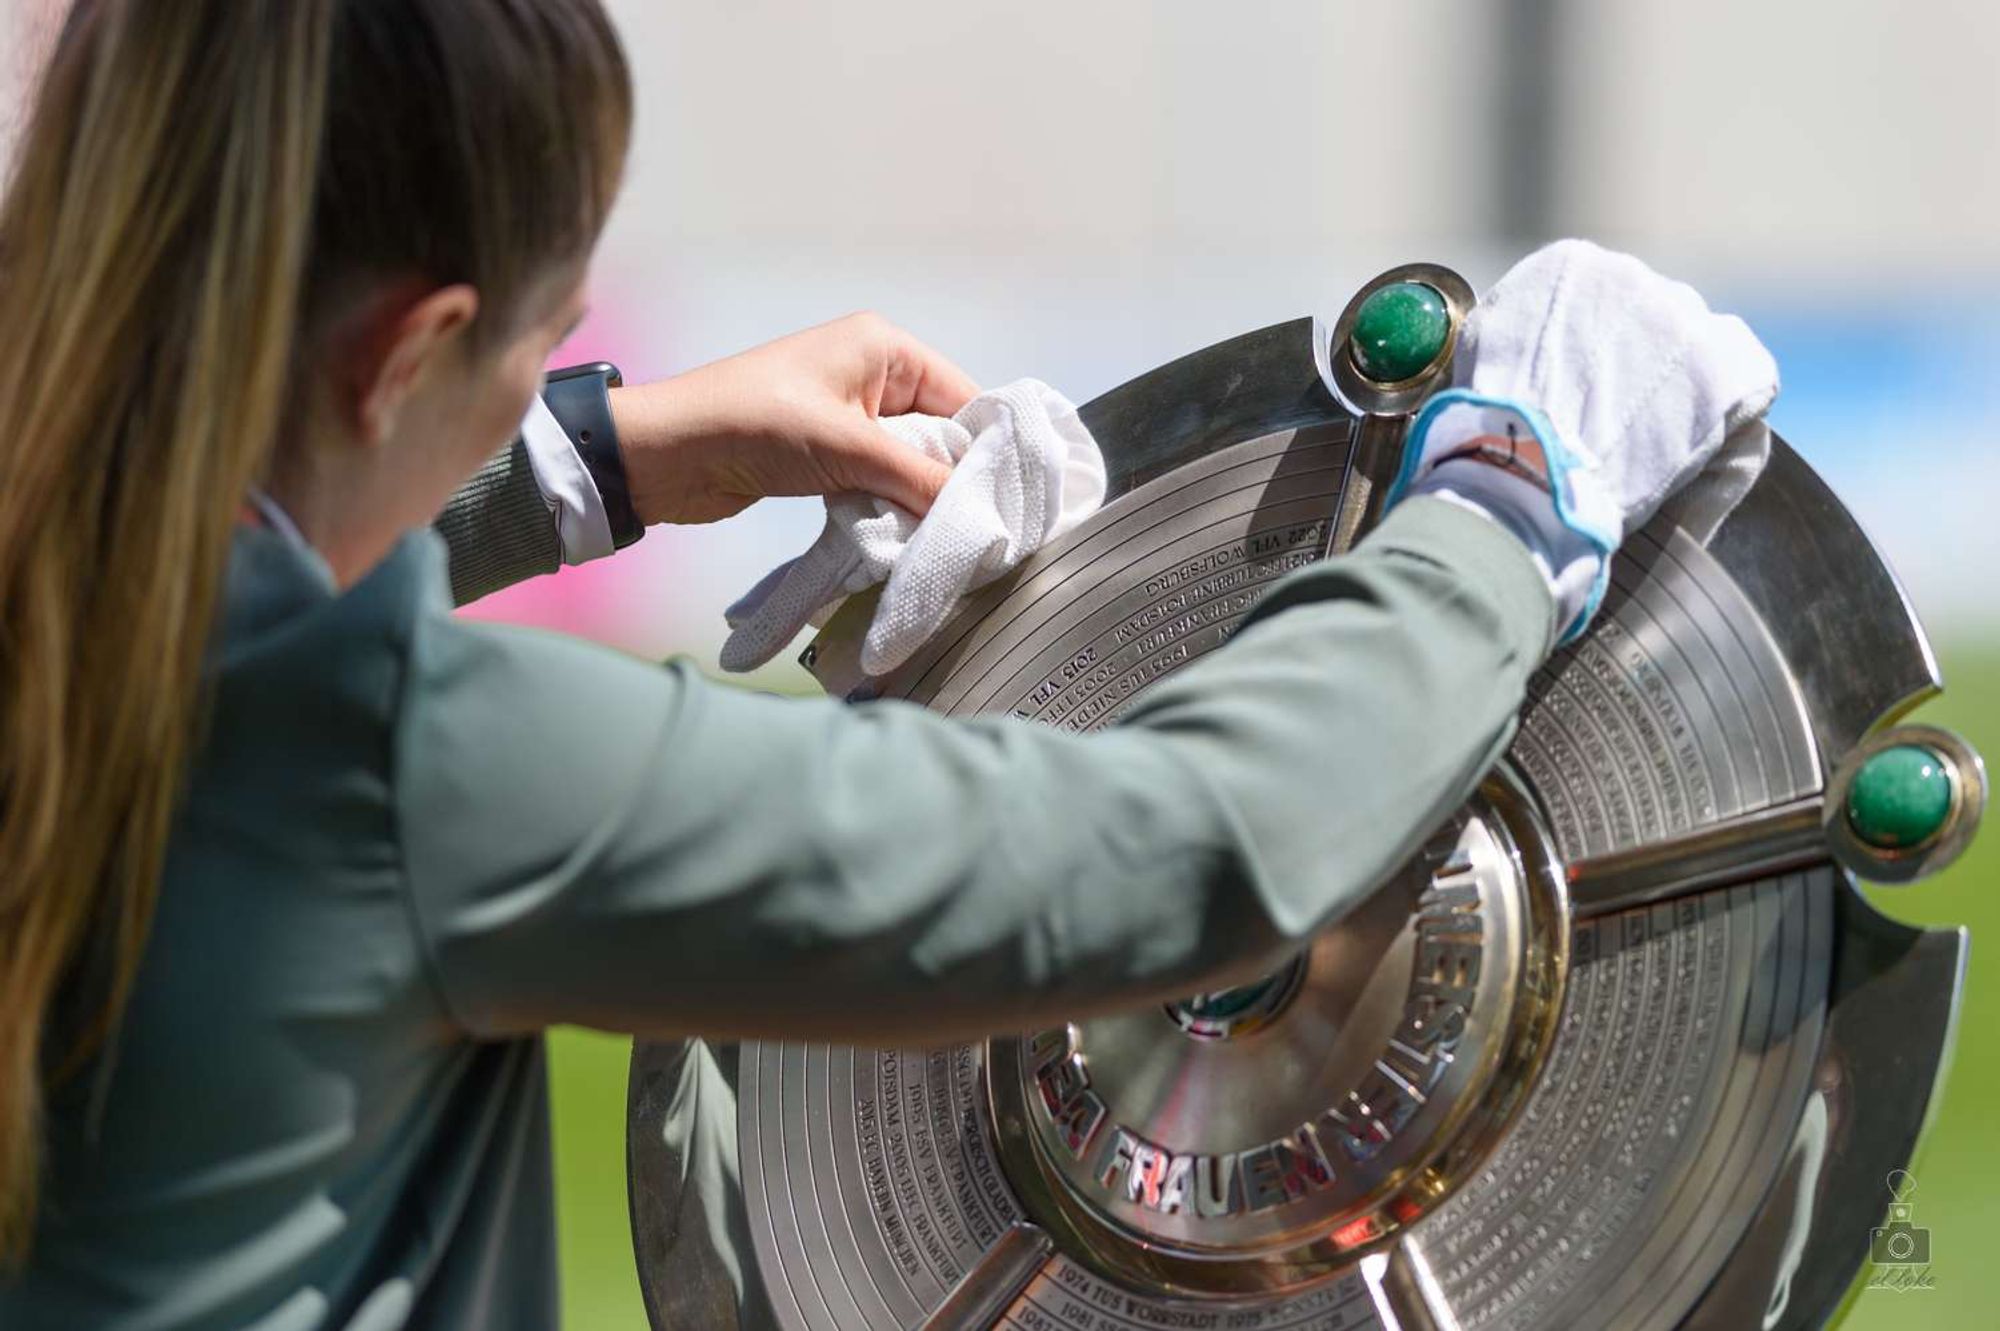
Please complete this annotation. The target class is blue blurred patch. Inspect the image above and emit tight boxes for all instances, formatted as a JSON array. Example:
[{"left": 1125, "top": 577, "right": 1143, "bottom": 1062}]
[{"left": 1741, "top": 297, "right": 2000, "bottom": 462}]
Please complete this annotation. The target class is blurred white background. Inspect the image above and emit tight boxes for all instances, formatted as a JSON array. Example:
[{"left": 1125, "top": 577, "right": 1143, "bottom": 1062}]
[
  {"left": 578, "top": 0, "right": 2000, "bottom": 674},
  {"left": 7, "top": 0, "right": 1996, "bottom": 669}
]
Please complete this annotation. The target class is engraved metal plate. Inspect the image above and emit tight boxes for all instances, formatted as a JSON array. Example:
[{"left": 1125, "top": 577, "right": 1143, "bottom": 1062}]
[
  {"left": 629, "top": 295, "right": 1973, "bottom": 1331},
  {"left": 987, "top": 780, "right": 1566, "bottom": 1299}
]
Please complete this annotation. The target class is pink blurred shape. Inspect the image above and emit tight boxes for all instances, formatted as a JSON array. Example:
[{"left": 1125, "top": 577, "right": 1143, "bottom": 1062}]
[{"left": 459, "top": 277, "right": 703, "bottom": 657}]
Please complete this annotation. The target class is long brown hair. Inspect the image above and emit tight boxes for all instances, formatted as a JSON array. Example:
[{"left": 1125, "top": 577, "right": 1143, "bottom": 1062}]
[{"left": 0, "top": 0, "right": 631, "bottom": 1259}]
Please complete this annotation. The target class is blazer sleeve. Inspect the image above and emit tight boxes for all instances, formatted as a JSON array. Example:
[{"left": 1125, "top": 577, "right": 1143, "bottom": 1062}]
[
  {"left": 433, "top": 437, "right": 564, "bottom": 607},
  {"left": 393, "top": 497, "right": 1556, "bottom": 1045},
  {"left": 432, "top": 386, "right": 629, "bottom": 606}
]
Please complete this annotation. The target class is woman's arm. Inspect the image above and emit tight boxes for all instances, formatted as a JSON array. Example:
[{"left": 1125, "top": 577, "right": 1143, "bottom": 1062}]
[
  {"left": 433, "top": 314, "right": 979, "bottom": 605},
  {"left": 393, "top": 495, "right": 1554, "bottom": 1046}
]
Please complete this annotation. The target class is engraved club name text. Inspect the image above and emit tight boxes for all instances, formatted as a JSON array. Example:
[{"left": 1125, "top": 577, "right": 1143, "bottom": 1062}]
[{"left": 1028, "top": 867, "right": 1485, "bottom": 1220}]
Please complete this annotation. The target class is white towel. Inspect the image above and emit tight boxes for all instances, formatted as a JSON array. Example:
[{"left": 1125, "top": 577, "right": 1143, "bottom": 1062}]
[{"left": 721, "top": 379, "right": 1107, "bottom": 676}]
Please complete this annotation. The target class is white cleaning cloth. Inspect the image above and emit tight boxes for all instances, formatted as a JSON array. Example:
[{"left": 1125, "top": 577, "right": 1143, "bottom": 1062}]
[
  {"left": 1387, "top": 239, "right": 1779, "bottom": 643},
  {"left": 721, "top": 379, "right": 1107, "bottom": 676}
]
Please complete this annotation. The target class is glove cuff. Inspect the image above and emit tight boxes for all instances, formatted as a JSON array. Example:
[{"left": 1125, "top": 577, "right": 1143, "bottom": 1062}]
[{"left": 1386, "top": 389, "right": 1615, "bottom": 645}]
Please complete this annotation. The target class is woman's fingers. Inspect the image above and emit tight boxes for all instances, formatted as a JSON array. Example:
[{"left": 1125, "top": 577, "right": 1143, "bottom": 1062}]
[
  {"left": 872, "top": 320, "right": 981, "bottom": 419},
  {"left": 817, "top": 314, "right": 975, "bottom": 513},
  {"left": 606, "top": 315, "right": 978, "bottom": 524},
  {"left": 836, "top": 421, "right": 954, "bottom": 517}
]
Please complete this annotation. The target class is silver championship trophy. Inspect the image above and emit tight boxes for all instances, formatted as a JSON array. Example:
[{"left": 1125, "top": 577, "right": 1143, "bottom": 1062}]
[{"left": 627, "top": 266, "right": 1984, "bottom": 1330}]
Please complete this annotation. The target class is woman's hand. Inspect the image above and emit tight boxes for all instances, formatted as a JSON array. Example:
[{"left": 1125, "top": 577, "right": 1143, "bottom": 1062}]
[{"left": 607, "top": 313, "right": 981, "bottom": 525}]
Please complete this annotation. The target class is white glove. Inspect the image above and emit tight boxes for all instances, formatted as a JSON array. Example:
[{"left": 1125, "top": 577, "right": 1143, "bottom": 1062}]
[
  {"left": 720, "top": 379, "right": 1106, "bottom": 676},
  {"left": 1386, "top": 239, "right": 1779, "bottom": 644}
]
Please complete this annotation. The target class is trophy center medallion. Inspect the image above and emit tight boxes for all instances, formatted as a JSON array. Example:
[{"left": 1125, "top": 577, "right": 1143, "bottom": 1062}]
[{"left": 987, "top": 773, "right": 1570, "bottom": 1297}]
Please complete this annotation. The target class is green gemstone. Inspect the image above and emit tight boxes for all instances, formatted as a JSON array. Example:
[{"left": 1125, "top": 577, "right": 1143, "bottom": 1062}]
[
  {"left": 1349, "top": 281, "right": 1451, "bottom": 384},
  {"left": 1847, "top": 745, "right": 1955, "bottom": 850}
]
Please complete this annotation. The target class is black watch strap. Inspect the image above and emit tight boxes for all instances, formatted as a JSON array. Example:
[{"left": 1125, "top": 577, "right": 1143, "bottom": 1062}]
[{"left": 544, "top": 361, "right": 644, "bottom": 549}]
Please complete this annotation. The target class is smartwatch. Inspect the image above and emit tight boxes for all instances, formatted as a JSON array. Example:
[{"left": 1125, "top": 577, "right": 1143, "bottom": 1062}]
[{"left": 543, "top": 361, "right": 644, "bottom": 550}]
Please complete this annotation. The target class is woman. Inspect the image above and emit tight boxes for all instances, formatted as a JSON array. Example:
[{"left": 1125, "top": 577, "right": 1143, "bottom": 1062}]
[{"left": 0, "top": 2, "right": 1772, "bottom": 1328}]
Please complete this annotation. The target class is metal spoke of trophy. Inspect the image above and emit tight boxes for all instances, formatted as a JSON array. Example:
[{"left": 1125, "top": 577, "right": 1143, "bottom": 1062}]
[{"left": 628, "top": 267, "right": 1983, "bottom": 1331}]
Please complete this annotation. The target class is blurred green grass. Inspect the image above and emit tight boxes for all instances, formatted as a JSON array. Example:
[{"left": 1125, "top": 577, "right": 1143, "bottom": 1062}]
[{"left": 547, "top": 644, "right": 2000, "bottom": 1330}]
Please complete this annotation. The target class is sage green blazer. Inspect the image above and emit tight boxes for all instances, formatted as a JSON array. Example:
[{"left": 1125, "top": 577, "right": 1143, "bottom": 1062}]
[{"left": 4, "top": 493, "right": 1551, "bottom": 1330}]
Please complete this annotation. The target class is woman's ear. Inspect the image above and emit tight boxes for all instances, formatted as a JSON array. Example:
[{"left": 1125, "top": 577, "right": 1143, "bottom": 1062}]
[{"left": 353, "top": 284, "right": 481, "bottom": 447}]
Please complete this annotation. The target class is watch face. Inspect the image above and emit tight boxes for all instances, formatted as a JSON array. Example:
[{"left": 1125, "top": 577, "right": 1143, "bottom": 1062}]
[
  {"left": 546, "top": 360, "right": 621, "bottom": 386},
  {"left": 543, "top": 364, "right": 639, "bottom": 545},
  {"left": 630, "top": 290, "right": 1972, "bottom": 1331}
]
